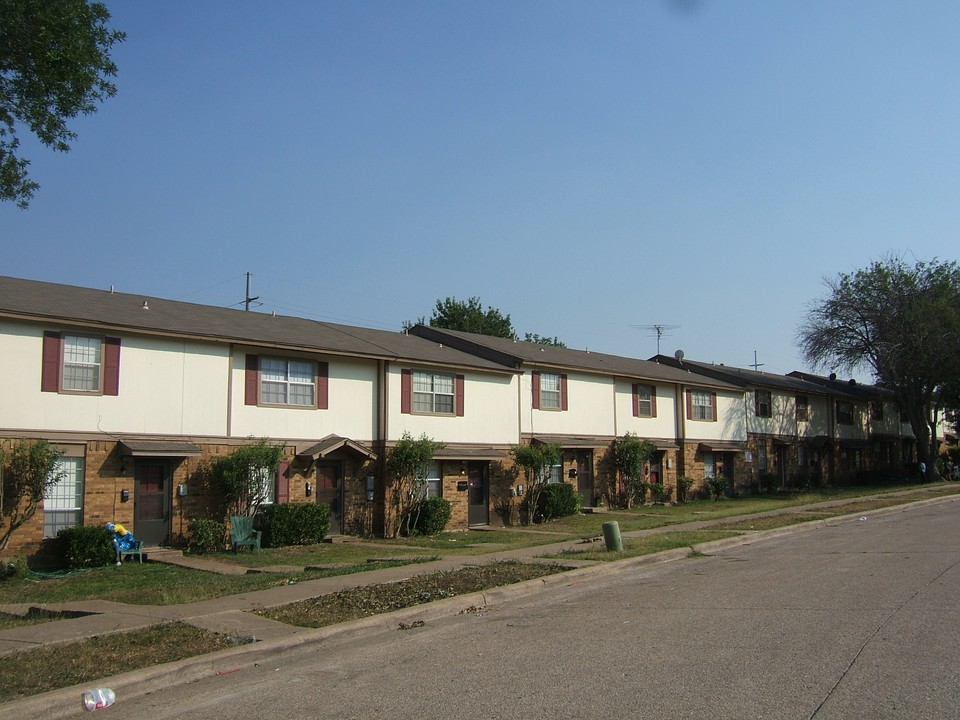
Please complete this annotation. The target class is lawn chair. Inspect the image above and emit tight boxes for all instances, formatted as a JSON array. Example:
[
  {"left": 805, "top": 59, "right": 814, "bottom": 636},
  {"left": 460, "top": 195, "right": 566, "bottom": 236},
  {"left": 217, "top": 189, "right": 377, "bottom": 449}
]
[
  {"left": 121, "top": 539, "right": 144, "bottom": 563},
  {"left": 230, "top": 515, "right": 261, "bottom": 553}
]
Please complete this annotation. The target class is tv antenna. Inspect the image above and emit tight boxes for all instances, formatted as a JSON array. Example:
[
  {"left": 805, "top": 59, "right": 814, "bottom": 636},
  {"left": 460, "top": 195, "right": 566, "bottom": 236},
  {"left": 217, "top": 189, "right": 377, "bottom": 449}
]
[
  {"left": 632, "top": 324, "right": 680, "bottom": 355},
  {"left": 750, "top": 350, "right": 764, "bottom": 372}
]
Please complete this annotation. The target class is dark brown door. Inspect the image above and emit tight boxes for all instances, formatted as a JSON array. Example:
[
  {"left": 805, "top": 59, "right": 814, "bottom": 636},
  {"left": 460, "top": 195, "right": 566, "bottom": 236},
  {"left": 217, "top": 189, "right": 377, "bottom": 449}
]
[
  {"left": 467, "top": 462, "right": 488, "bottom": 526},
  {"left": 315, "top": 465, "right": 340, "bottom": 535},
  {"left": 576, "top": 451, "right": 594, "bottom": 505},
  {"left": 135, "top": 462, "right": 169, "bottom": 546}
]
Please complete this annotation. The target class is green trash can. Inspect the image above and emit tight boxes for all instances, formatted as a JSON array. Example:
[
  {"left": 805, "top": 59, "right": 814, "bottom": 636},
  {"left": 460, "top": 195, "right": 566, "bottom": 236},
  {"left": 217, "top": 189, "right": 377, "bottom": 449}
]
[{"left": 602, "top": 520, "right": 623, "bottom": 552}]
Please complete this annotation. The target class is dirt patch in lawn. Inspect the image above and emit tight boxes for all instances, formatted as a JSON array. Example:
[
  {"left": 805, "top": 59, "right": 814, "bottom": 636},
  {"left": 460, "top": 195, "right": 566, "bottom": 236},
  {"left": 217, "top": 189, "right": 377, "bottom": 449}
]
[{"left": 257, "top": 561, "right": 569, "bottom": 628}]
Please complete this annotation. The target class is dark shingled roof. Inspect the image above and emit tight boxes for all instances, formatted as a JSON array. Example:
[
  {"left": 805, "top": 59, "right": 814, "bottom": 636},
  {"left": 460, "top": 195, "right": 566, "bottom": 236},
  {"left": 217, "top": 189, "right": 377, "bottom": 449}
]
[
  {"left": 408, "top": 325, "right": 741, "bottom": 390},
  {"left": 0, "top": 276, "right": 513, "bottom": 374}
]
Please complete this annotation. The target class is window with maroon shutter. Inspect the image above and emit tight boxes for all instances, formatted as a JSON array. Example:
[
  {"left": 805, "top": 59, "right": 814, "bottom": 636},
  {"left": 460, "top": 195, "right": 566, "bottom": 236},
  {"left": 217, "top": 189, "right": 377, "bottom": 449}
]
[
  {"left": 532, "top": 371, "right": 541, "bottom": 409},
  {"left": 316, "top": 362, "right": 329, "bottom": 409},
  {"left": 633, "top": 383, "right": 656, "bottom": 417},
  {"left": 688, "top": 389, "right": 716, "bottom": 421},
  {"left": 401, "top": 369, "right": 412, "bottom": 414},
  {"left": 245, "top": 355, "right": 259, "bottom": 405},
  {"left": 103, "top": 338, "right": 121, "bottom": 396},
  {"left": 455, "top": 374, "right": 464, "bottom": 417},
  {"left": 408, "top": 370, "right": 456, "bottom": 414},
  {"left": 41, "top": 332, "right": 62, "bottom": 392}
]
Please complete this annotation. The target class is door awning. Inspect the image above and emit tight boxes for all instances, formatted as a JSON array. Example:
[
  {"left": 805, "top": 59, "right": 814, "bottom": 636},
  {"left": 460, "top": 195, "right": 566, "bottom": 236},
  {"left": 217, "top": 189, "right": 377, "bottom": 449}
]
[
  {"left": 298, "top": 434, "right": 377, "bottom": 461},
  {"left": 434, "top": 446, "right": 506, "bottom": 461},
  {"left": 697, "top": 441, "right": 748, "bottom": 452},
  {"left": 119, "top": 439, "right": 202, "bottom": 457}
]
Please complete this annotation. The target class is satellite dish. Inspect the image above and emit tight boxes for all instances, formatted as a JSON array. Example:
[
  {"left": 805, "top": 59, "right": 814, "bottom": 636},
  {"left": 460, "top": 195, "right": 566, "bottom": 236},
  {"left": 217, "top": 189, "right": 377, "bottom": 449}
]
[
  {"left": 848, "top": 378, "right": 857, "bottom": 386},
  {"left": 674, "top": 349, "right": 685, "bottom": 363},
  {"left": 829, "top": 372, "right": 837, "bottom": 381}
]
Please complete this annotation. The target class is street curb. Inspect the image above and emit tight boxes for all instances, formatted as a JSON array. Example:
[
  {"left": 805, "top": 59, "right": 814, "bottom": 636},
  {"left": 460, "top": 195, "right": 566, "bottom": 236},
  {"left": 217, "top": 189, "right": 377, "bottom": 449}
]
[{"left": 4, "top": 493, "right": 957, "bottom": 718}]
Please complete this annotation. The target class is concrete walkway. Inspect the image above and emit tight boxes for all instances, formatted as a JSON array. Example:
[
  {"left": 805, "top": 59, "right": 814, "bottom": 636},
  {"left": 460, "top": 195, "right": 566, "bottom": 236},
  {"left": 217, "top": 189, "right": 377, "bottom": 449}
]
[{"left": 1, "top": 487, "right": 957, "bottom": 718}]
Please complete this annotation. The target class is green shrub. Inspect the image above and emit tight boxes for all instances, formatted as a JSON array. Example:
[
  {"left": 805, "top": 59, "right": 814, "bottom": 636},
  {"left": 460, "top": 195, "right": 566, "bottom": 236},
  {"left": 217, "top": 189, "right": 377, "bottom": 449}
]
[
  {"left": 705, "top": 476, "right": 730, "bottom": 500},
  {"left": 538, "top": 482, "right": 581, "bottom": 521},
  {"left": 406, "top": 496, "right": 452, "bottom": 536},
  {"left": 649, "top": 483, "right": 672, "bottom": 504},
  {"left": 677, "top": 476, "right": 695, "bottom": 503},
  {"left": 0, "top": 557, "right": 27, "bottom": 581},
  {"left": 188, "top": 518, "right": 227, "bottom": 554},
  {"left": 758, "top": 472, "right": 779, "bottom": 493},
  {"left": 57, "top": 525, "right": 115, "bottom": 568},
  {"left": 258, "top": 503, "right": 330, "bottom": 547}
]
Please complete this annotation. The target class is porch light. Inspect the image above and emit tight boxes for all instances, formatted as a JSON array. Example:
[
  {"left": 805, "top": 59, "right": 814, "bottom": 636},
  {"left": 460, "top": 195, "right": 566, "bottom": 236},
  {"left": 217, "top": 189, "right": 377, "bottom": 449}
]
[{"left": 305, "top": 481, "right": 312, "bottom": 497}]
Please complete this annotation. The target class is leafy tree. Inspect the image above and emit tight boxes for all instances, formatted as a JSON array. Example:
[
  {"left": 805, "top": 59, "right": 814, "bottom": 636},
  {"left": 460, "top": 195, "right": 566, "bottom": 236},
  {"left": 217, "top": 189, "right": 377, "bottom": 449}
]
[
  {"left": 510, "top": 441, "right": 562, "bottom": 524},
  {"left": 613, "top": 433, "right": 656, "bottom": 508},
  {"left": 523, "top": 333, "right": 566, "bottom": 348},
  {"left": 384, "top": 432, "right": 445, "bottom": 538},
  {"left": 406, "top": 296, "right": 517, "bottom": 339},
  {"left": 0, "top": 439, "right": 64, "bottom": 550},
  {"left": 1, "top": 0, "right": 125, "bottom": 208},
  {"left": 798, "top": 257, "right": 960, "bottom": 481},
  {"left": 209, "top": 439, "right": 284, "bottom": 518}
]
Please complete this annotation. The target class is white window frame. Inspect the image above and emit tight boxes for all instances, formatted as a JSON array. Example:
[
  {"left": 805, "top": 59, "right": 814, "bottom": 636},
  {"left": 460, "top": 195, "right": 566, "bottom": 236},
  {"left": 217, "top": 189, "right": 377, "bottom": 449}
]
[
  {"left": 755, "top": 390, "right": 772, "bottom": 418},
  {"left": 260, "top": 357, "right": 316, "bottom": 407},
  {"left": 254, "top": 466, "right": 275, "bottom": 505},
  {"left": 424, "top": 461, "right": 442, "bottom": 498},
  {"left": 836, "top": 401, "right": 855, "bottom": 426},
  {"left": 44, "top": 456, "right": 84, "bottom": 537},
  {"left": 413, "top": 371, "right": 455, "bottom": 414},
  {"left": 62, "top": 335, "right": 102, "bottom": 392},
  {"left": 796, "top": 395, "right": 809, "bottom": 422},
  {"left": 540, "top": 372, "right": 561, "bottom": 410},
  {"left": 703, "top": 452, "right": 716, "bottom": 479},
  {"left": 691, "top": 390, "right": 714, "bottom": 421},
  {"left": 636, "top": 384, "right": 654, "bottom": 417}
]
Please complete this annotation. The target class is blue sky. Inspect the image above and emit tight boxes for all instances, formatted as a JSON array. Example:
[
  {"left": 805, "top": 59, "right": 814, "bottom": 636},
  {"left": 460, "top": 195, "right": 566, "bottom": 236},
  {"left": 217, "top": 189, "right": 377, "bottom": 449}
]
[{"left": 4, "top": 1, "right": 956, "bottom": 379}]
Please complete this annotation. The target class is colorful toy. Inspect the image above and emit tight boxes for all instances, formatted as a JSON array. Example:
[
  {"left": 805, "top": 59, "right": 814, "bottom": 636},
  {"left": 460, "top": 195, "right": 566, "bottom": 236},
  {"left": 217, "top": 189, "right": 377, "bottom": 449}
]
[{"left": 106, "top": 522, "right": 137, "bottom": 564}]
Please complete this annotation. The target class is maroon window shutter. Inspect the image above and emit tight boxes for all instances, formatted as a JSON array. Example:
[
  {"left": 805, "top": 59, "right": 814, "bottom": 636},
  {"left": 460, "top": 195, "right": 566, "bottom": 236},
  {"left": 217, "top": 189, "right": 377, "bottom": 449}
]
[
  {"left": 41, "top": 332, "right": 62, "bottom": 392},
  {"left": 276, "top": 461, "right": 290, "bottom": 504},
  {"left": 560, "top": 374, "right": 568, "bottom": 411},
  {"left": 685, "top": 389, "right": 693, "bottom": 419},
  {"left": 401, "top": 369, "right": 412, "bottom": 414},
  {"left": 531, "top": 371, "right": 541, "bottom": 410},
  {"left": 455, "top": 374, "right": 465, "bottom": 417},
  {"left": 711, "top": 392, "right": 718, "bottom": 422},
  {"left": 316, "top": 361, "right": 329, "bottom": 409},
  {"left": 103, "top": 337, "right": 121, "bottom": 396},
  {"left": 650, "top": 386, "right": 657, "bottom": 418},
  {"left": 632, "top": 384, "right": 640, "bottom": 417},
  {"left": 245, "top": 354, "right": 259, "bottom": 405}
]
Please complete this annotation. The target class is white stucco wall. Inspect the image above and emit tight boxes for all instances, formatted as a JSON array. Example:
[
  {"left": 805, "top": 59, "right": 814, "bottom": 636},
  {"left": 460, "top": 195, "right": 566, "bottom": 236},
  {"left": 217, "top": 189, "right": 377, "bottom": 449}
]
[
  {"left": 519, "top": 371, "right": 616, "bottom": 437},
  {"left": 230, "top": 350, "right": 378, "bottom": 442},
  {"left": 614, "top": 380, "right": 677, "bottom": 440},
  {"left": 683, "top": 387, "right": 747, "bottom": 442},
  {"left": 386, "top": 366, "right": 519, "bottom": 444},
  {"left": 0, "top": 322, "right": 229, "bottom": 435},
  {"left": 747, "top": 389, "right": 799, "bottom": 437}
]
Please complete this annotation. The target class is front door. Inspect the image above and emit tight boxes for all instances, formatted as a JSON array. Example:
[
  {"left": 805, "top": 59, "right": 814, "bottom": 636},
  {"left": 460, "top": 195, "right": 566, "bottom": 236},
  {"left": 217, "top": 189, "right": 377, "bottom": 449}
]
[
  {"left": 135, "top": 462, "right": 169, "bottom": 546},
  {"left": 316, "top": 464, "right": 341, "bottom": 535},
  {"left": 467, "top": 462, "right": 488, "bottom": 526},
  {"left": 576, "top": 451, "right": 593, "bottom": 505}
]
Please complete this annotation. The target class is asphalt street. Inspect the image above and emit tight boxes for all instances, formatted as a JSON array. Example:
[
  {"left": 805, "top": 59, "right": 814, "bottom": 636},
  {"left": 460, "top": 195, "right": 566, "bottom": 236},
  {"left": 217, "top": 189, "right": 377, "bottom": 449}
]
[{"left": 64, "top": 500, "right": 960, "bottom": 719}]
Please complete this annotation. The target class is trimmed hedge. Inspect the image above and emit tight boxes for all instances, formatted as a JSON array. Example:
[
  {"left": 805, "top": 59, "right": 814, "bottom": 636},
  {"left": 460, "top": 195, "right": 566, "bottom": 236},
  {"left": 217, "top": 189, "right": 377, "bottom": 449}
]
[
  {"left": 57, "top": 525, "right": 115, "bottom": 568},
  {"left": 537, "top": 482, "right": 580, "bottom": 521},
  {"left": 258, "top": 502, "right": 330, "bottom": 547},
  {"left": 406, "top": 496, "right": 452, "bottom": 536}
]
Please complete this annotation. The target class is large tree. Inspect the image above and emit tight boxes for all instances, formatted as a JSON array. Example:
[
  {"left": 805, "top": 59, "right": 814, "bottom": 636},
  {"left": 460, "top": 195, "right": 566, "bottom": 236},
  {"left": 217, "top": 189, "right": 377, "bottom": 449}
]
[
  {"left": 410, "top": 296, "right": 517, "bottom": 339},
  {"left": 1, "top": 0, "right": 125, "bottom": 208},
  {"left": 798, "top": 257, "right": 960, "bottom": 480}
]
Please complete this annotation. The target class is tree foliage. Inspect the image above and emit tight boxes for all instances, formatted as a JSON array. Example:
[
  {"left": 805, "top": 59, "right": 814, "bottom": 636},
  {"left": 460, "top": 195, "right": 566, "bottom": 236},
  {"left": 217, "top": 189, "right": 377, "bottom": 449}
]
[
  {"left": 613, "top": 433, "right": 657, "bottom": 508},
  {"left": 523, "top": 332, "right": 566, "bottom": 348},
  {"left": 208, "top": 439, "right": 285, "bottom": 518},
  {"left": 384, "top": 432, "right": 445, "bottom": 538},
  {"left": 0, "top": 439, "right": 65, "bottom": 550},
  {"left": 510, "top": 441, "right": 562, "bottom": 524},
  {"left": 798, "top": 257, "right": 960, "bottom": 479},
  {"left": 421, "top": 296, "right": 517, "bottom": 338},
  {"left": 0, "top": 0, "right": 125, "bottom": 207}
]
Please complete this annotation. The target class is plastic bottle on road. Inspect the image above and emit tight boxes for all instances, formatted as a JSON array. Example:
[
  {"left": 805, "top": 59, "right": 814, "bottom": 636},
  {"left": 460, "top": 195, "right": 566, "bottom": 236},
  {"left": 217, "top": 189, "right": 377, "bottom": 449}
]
[{"left": 82, "top": 688, "right": 116, "bottom": 711}]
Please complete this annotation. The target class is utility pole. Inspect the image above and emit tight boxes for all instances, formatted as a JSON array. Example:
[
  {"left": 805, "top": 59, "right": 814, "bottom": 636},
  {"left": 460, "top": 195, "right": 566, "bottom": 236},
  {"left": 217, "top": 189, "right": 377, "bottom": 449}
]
[
  {"left": 244, "top": 272, "right": 259, "bottom": 311},
  {"left": 750, "top": 350, "right": 764, "bottom": 372}
]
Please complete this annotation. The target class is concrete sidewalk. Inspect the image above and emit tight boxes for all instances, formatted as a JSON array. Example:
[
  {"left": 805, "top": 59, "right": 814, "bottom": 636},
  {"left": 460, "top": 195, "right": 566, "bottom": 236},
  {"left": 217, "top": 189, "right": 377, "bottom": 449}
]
[{"left": 1, "top": 488, "right": 957, "bottom": 718}]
